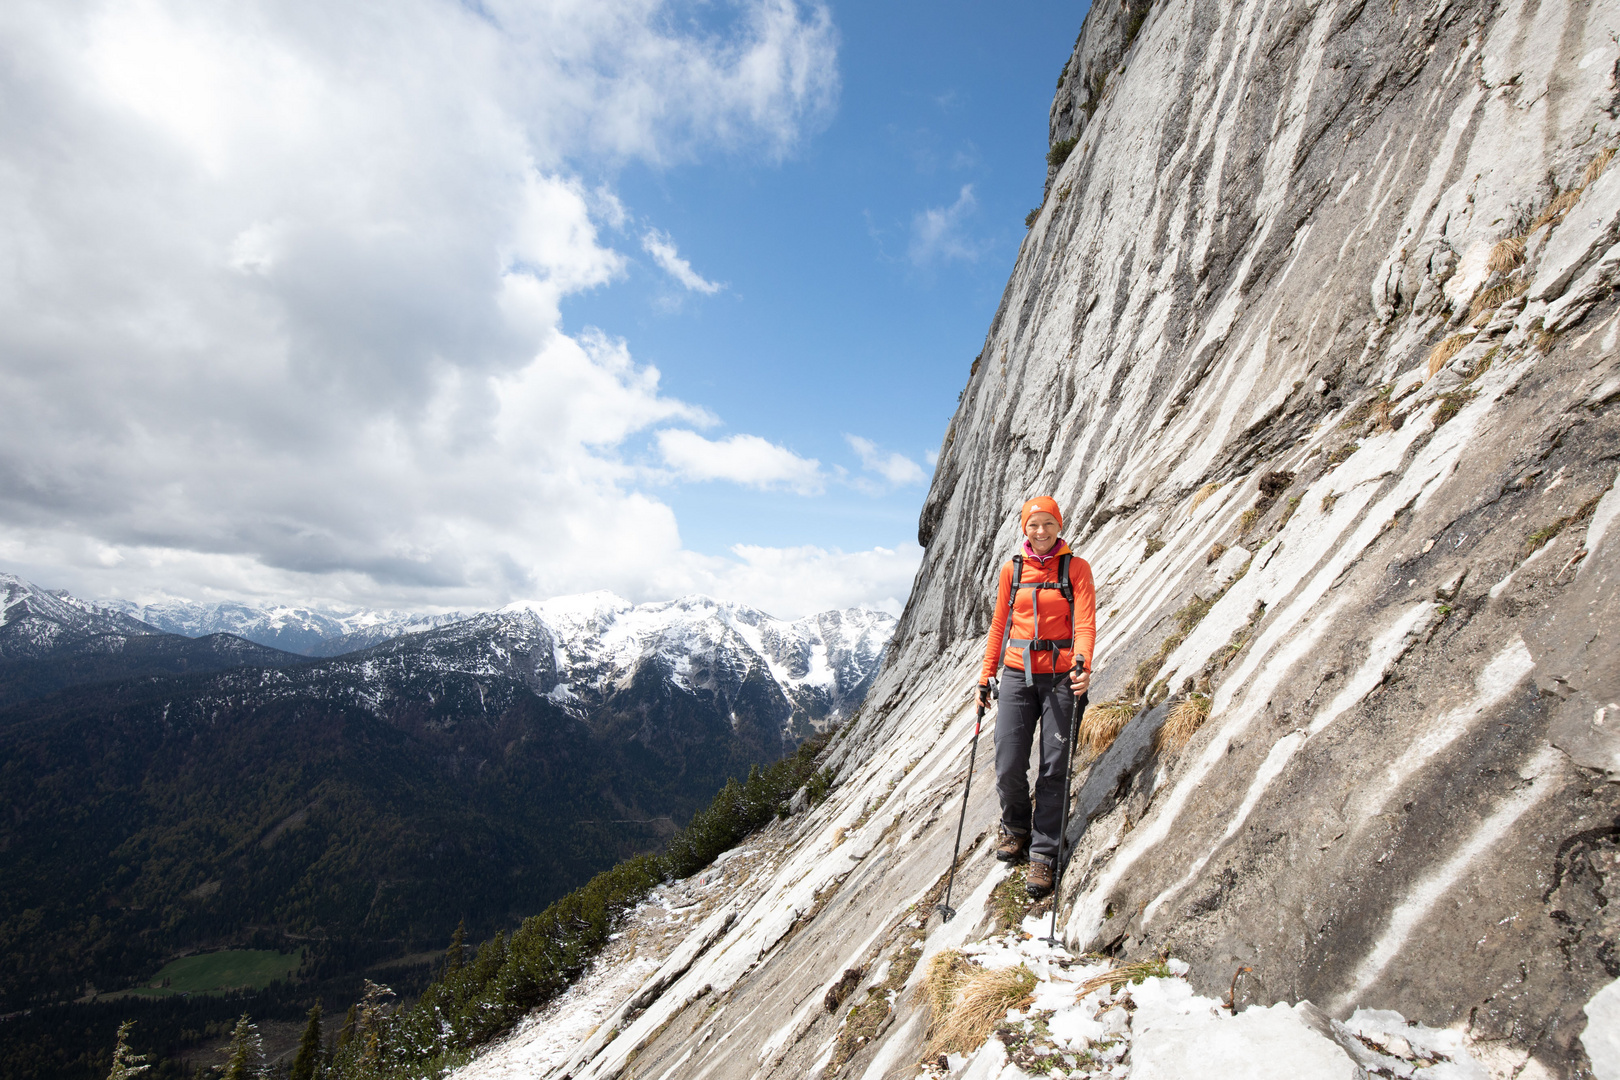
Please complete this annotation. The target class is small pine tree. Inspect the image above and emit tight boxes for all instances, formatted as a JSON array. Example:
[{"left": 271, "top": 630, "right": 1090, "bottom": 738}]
[
  {"left": 221, "top": 1014, "right": 265, "bottom": 1080},
  {"left": 443, "top": 919, "right": 466, "bottom": 977},
  {"left": 106, "top": 1020, "right": 149, "bottom": 1080},
  {"left": 353, "top": 980, "right": 395, "bottom": 1067},
  {"left": 335, "top": 1003, "right": 359, "bottom": 1049},
  {"left": 289, "top": 1004, "right": 323, "bottom": 1080}
]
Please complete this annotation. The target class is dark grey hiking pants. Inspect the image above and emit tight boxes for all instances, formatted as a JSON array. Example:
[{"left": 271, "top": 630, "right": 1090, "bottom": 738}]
[{"left": 994, "top": 667, "right": 1083, "bottom": 864}]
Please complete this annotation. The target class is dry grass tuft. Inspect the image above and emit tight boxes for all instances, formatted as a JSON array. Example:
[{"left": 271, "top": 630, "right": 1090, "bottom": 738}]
[
  {"left": 1427, "top": 333, "right": 1473, "bottom": 377},
  {"left": 1155, "top": 693, "right": 1212, "bottom": 755},
  {"left": 1123, "top": 655, "right": 1163, "bottom": 701},
  {"left": 923, "top": 950, "right": 973, "bottom": 1027},
  {"left": 1466, "top": 279, "right": 1527, "bottom": 327},
  {"left": 1369, "top": 399, "right": 1393, "bottom": 432},
  {"left": 925, "top": 963, "right": 1038, "bottom": 1058},
  {"left": 1487, "top": 236, "right": 1526, "bottom": 273},
  {"left": 1080, "top": 699, "right": 1137, "bottom": 759},
  {"left": 1174, "top": 594, "right": 1214, "bottom": 633},
  {"left": 1426, "top": 333, "right": 1472, "bottom": 377},
  {"left": 1583, "top": 147, "right": 1616, "bottom": 188},
  {"left": 1532, "top": 188, "right": 1584, "bottom": 232},
  {"left": 1238, "top": 507, "right": 1261, "bottom": 534},
  {"left": 1075, "top": 958, "right": 1174, "bottom": 999},
  {"left": 1191, "top": 481, "right": 1222, "bottom": 511},
  {"left": 1205, "top": 541, "right": 1228, "bottom": 566}
]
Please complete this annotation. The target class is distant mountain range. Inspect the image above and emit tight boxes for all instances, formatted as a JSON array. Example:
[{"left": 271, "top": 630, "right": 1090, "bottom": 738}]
[
  {"left": 106, "top": 595, "right": 470, "bottom": 656},
  {"left": 0, "top": 572, "right": 894, "bottom": 1010},
  {"left": 91, "top": 583, "right": 895, "bottom": 732},
  {"left": 0, "top": 573, "right": 161, "bottom": 658}
]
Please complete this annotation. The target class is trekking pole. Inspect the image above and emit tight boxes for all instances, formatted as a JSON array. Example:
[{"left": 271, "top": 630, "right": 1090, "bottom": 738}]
[
  {"left": 936, "top": 694, "right": 989, "bottom": 923},
  {"left": 1042, "top": 680, "right": 1089, "bottom": 947}
]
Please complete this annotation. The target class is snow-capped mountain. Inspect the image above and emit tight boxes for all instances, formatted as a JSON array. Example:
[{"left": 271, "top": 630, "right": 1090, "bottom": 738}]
[
  {"left": 5, "top": 569, "right": 895, "bottom": 749},
  {"left": 498, "top": 592, "right": 894, "bottom": 732},
  {"left": 0, "top": 572, "right": 159, "bottom": 660},
  {"left": 107, "top": 597, "right": 468, "bottom": 656},
  {"left": 102, "top": 588, "right": 895, "bottom": 733},
  {"left": 267, "top": 591, "right": 896, "bottom": 739}
]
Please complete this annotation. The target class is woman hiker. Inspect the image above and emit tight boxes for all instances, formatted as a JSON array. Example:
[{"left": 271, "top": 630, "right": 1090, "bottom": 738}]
[{"left": 976, "top": 495, "right": 1097, "bottom": 900}]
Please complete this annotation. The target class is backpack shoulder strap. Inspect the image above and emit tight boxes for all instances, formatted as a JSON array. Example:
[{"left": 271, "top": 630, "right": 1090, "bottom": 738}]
[
  {"left": 997, "top": 555, "right": 1023, "bottom": 674},
  {"left": 1060, "top": 552, "right": 1076, "bottom": 667}
]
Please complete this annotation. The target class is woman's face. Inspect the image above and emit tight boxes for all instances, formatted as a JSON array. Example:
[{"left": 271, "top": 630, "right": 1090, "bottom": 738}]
[{"left": 1024, "top": 511, "right": 1060, "bottom": 555}]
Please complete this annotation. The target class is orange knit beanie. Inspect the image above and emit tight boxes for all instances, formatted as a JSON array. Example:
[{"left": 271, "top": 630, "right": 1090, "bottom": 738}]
[{"left": 1020, "top": 495, "right": 1063, "bottom": 532}]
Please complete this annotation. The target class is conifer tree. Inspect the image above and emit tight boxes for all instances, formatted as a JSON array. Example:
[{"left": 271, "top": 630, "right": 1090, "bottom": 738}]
[
  {"left": 355, "top": 980, "right": 396, "bottom": 1067},
  {"left": 221, "top": 1014, "right": 265, "bottom": 1080},
  {"left": 289, "top": 1004, "right": 323, "bottom": 1080},
  {"left": 443, "top": 919, "right": 466, "bottom": 977},
  {"left": 105, "top": 1020, "right": 149, "bottom": 1080},
  {"left": 335, "top": 1003, "right": 359, "bottom": 1049}
]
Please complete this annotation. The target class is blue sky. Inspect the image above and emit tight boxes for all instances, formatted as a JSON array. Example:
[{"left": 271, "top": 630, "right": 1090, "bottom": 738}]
[
  {"left": 575, "top": 2, "right": 1086, "bottom": 558},
  {"left": 0, "top": 0, "right": 1086, "bottom": 618}
]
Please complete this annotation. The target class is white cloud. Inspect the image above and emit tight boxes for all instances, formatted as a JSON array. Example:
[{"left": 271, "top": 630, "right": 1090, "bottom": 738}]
[
  {"left": 908, "top": 184, "right": 985, "bottom": 266},
  {"left": 656, "top": 430, "right": 824, "bottom": 494},
  {"left": 711, "top": 542, "right": 922, "bottom": 618},
  {"left": 0, "top": 0, "right": 846, "bottom": 616},
  {"left": 642, "top": 229, "right": 724, "bottom": 293},
  {"left": 846, "top": 435, "right": 927, "bottom": 487}
]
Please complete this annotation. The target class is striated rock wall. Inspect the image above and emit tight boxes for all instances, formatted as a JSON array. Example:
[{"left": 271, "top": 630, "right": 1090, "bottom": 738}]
[{"left": 457, "top": 0, "right": 1620, "bottom": 1076}]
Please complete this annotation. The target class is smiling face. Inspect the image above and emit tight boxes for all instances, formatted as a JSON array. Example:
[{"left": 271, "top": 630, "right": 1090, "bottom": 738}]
[{"left": 1023, "top": 510, "right": 1060, "bottom": 555}]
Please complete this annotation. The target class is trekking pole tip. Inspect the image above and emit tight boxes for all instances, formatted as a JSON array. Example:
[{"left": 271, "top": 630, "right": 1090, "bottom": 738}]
[{"left": 935, "top": 903, "right": 956, "bottom": 922}]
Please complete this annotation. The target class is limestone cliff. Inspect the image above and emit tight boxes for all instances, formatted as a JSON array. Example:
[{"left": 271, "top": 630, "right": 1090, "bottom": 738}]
[{"left": 456, "top": 0, "right": 1620, "bottom": 1076}]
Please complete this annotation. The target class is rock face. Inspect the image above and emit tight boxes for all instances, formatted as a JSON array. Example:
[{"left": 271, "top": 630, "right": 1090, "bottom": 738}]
[{"left": 454, "top": 0, "right": 1620, "bottom": 1076}]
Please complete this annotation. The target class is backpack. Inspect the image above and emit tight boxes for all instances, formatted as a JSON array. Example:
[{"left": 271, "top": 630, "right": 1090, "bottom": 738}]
[{"left": 998, "top": 552, "right": 1074, "bottom": 686}]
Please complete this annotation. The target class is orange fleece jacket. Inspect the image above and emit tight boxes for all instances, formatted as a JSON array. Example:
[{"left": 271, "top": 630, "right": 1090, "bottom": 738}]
[{"left": 980, "top": 542, "right": 1097, "bottom": 682}]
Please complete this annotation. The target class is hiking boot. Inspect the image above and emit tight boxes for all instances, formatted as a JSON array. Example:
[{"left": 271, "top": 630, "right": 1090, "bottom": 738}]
[
  {"left": 995, "top": 826, "right": 1029, "bottom": 863},
  {"left": 1025, "top": 859, "right": 1054, "bottom": 898}
]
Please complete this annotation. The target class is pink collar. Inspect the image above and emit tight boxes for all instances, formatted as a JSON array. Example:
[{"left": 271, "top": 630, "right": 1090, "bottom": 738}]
[{"left": 1022, "top": 538, "right": 1067, "bottom": 565}]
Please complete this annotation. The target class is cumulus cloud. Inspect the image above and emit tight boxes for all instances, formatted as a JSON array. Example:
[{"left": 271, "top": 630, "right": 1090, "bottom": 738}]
[
  {"left": 656, "top": 430, "right": 824, "bottom": 494},
  {"left": 641, "top": 229, "right": 724, "bottom": 293},
  {"left": 845, "top": 435, "right": 927, "bottom": 488},
  {"left": 0, "top": 0, "right": 847, "bottom": 616},
  {"left": 908, "top": 184, "right": 986, "bottom": 266},
  {"left": 712, "top": 543, "right": 922, "bottom": 618}
]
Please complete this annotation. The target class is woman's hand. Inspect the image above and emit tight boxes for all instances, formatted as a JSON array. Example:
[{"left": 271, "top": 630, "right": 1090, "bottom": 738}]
[{"left": 1069, "top": 664, "right": 1091, "bottom": 695}]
